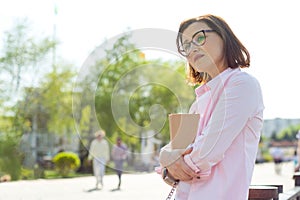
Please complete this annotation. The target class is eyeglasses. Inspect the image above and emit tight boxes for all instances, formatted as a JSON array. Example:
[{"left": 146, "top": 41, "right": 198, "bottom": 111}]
[{"left": 179, "top": 30, "right": 215, "bottom": 57}]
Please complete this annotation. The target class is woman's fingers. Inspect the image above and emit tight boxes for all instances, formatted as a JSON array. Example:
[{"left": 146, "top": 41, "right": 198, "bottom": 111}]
[
  {"left": 168, "top": 156, "right": 197, "bottom": 181},
  {"left": 182, "top": 147, "right": 193, "bottom": 155},
  {"left": 159, "top": 145, "right": 199, "bottom": 181}
]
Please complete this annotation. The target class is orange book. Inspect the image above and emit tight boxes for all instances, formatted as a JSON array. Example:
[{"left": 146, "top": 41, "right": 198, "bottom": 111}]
[{"left": 169, "top": 113, "right": 200, "bottom": 149}]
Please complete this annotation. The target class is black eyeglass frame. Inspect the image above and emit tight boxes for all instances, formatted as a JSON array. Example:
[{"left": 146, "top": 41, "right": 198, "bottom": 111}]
[{"left": 179, "top": 29, "right": 216, "bottom": 57}]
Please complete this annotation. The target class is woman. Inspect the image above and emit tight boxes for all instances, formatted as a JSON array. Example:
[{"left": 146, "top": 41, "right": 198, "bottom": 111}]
[
  {"left": 158, "top": 14, "right": 264, "bottom": 199},
  {"left": 111, "top": 137, "right": 128, "bottom": 190},
  {"left": 88, "top": 130, "right": 110, "bottom": 189}
]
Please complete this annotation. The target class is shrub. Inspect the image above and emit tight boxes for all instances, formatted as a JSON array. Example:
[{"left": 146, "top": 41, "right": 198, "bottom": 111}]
[
  {"left": 0, "top": 136, "right": 22, "bottom": 180},
  {"left": 21, "top": 168, "right": 34, "bottom": 180},
  {"left": 52, "top": 152, "right": 81, "bottom": 177}
]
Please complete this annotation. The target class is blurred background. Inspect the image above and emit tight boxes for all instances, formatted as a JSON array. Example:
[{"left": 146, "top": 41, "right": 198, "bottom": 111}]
[{"left": 0, "top": 0, "right": 300, "bottom": 183}]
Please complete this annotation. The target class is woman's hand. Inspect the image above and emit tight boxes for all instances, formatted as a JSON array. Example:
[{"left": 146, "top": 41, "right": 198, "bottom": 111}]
[{"left": 159, "top": 146, "right": 199, "bottom": 181}]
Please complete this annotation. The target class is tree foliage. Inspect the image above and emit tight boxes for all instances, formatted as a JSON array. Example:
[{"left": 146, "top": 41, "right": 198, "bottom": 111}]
[
  {"left": 277, "top": 124, "right": 300, "bottom": 141},
  {"left": 0, "top": 18, "right": 56, "bottom": 94},
  {"left": 16, "top": 67, "right": 76, "bottom": 134},
  {"left": 0, "top": 19, "right": 197, "bottom": 178},
  {"left": 78, "top": 32, "right": 196, "bottom": 152},
  {"left": 0, "top": 135, "right": 22, "bottom": 180},
  {"left": 0, "top": 19, "right": 80, "bottom": 179}
]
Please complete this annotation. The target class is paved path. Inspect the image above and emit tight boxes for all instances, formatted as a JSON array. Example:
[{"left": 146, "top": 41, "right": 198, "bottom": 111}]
[{"left": 0, "top": 162, "right": 296, "bottom": 200}]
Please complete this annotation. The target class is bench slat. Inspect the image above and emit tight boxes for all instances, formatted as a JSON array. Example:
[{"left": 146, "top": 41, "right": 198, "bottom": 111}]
[{"left": 248, "top": 185, "right": 278, "bottom": 200}]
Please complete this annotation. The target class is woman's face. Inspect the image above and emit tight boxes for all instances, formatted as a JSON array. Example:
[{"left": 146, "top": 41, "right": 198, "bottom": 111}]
[{"left": 181, "top": 22, "right": 227, "bottom": 78}]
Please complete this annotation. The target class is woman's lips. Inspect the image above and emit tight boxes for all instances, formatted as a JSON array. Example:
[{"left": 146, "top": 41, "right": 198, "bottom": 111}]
[{"left": 193, "top": 54, "right": 204, "bottom": 63}]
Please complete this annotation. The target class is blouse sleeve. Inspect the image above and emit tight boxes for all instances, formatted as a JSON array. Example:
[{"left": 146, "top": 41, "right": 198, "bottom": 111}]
[{"left": 184, "top": 73, "right": 264, "bottom": 174}]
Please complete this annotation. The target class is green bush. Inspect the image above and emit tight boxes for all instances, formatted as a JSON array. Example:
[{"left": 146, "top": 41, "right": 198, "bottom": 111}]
[
  {"left": 263, "top": 152, "right": 273, "bottom": 162},
  {"left": 0, "top": 136, "right": 22, "bottom": 180},
  {"left": 52, "top": 152, "right": 81, "bottom": 177}
]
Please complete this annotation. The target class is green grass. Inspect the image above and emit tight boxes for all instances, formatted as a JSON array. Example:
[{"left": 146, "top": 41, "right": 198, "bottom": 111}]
[
  {"left": 44, "top": 170, "right": 92, "bottom": 179},
  {"left": 21, "top": 167, "right": 92, "bottom": 180},
  {"left": 20, "top": 161, "right": 135, "bottom": 180}
]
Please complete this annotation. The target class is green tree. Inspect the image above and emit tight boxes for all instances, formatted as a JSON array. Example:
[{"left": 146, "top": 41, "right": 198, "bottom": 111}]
[
  {"left": 0, "top": 19, "right": 57, "bottom": 180},
  {"left": 270, "top": 131, "right": 278, "bottom": 141},
  {"left": 0, "top": 135, "right": 22, "bottom": 180},
  {"left": 76, "top": 32, "right": 195, "bottom": 154},
  {"left": 0, "top": 18, "right": 56, "bottom": 94},
  {"left": 277, "top": 124, "right": 300, "bottom": 141},
  {"left": 17, "top": 67, "right": 77, "bottom": 149},
  {"left": 40, "top": 67, "right": 75, "bottom": 135}
]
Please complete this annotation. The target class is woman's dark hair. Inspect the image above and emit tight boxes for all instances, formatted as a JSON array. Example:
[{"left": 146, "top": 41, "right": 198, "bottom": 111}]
[{"left": 176, "top": 14, "right": 250, "bottom": 85}]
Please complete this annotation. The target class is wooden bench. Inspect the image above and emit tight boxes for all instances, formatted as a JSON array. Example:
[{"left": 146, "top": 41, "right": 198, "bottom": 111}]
[
  {"left": 293, "top": 172, "right": 300, "bottom": 186},
  {"left": 279, "top": 173, "right": 300, "bottom": 199},
  {"left": 247, "top": 172, "right": 300, "bottom": 200},
  {"left": 248, "top": 185, "right": 279, "bottom": 200},
  {"left": 279, "top": 186, "right": 300, "bottom": 200}
]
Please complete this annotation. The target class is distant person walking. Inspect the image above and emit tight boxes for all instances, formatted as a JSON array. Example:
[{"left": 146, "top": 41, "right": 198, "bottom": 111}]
[
  {"left": 88, "top": 130, "right": 110, "bottom": 189},
  {"left": 295, "top": 131, "right": 300, "bottom": 172},
  {"left": 270, "top": 147, "right": 284, "bottom": 174},
  {"left": 294, "top": 149, "right": 299, "bottom": 172},
  {"left": 111, "top": 137, "right": 128, "bottom": 190}
]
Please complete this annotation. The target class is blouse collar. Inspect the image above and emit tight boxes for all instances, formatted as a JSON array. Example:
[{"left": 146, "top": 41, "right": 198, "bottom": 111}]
[{"left": 194, "top": 68, "right": 238, "bottom": 97}]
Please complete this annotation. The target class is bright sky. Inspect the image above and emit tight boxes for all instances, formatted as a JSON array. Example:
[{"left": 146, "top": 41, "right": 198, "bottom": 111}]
[{"left": 1, "top": 0, "right": 299, "bottom": 120}]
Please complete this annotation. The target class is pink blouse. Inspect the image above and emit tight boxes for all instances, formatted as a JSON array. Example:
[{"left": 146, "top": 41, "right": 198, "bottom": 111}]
[{"left": 176, "top": 68, "right": 264, "bottom": 200}]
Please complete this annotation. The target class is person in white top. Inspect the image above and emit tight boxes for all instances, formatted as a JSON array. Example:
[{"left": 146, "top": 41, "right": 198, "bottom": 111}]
[{"left": 88, "top": 130, "right": 110, "bottom": 189}]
